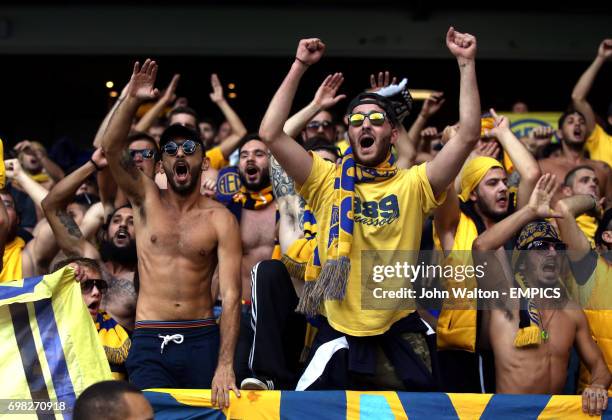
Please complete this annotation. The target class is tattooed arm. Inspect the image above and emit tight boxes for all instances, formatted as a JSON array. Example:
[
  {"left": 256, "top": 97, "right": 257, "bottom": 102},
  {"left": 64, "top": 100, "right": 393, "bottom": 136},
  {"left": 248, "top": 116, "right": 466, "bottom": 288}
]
[
  {"left": 271, "top": 156, "right": 306, "bottom": 253},
  {"left": 41, "top": 151, "right": 103, "bottom": 260},
  {"left": 102, "top": 59, "right": 159, "bottom": 206}
]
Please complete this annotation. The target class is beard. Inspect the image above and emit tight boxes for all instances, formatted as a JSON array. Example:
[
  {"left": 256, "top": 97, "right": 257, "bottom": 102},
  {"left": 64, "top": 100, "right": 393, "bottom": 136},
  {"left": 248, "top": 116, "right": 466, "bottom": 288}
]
[
  {"left": 239, "top": 167, "right": 271, "bottom": 191},
  {"left": 100, "top": 237, "right": 137, "bottom": 267},
  {"left": 165, "top": 172, "right": 200, "bottom": 196},
  {"left": 476, "top": 198, "right": 508, "bottom": 222}
]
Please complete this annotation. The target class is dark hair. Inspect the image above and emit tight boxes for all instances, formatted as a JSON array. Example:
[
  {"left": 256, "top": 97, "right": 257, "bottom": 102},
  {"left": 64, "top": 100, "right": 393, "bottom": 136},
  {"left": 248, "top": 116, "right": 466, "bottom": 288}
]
[
  {"left": 168, "top": 106, "right": 201, "bottom": 129},
  {"left": 200, "top": 117, "right": 218, "bottom": 133},
  {"left": 595, "top": 208, "right": 612, "bottom": 247},
  {"left": 558, "top": 109, "right": 586, "bottom": 130},
  {"left": 103, "top": 204, "right": 133, "bottom": 232},
  {"left": 52, "top": 256, "right": 102, "bottom": 275},
  {"left": 563, "top": 165, "right": 596, "bottom": 187},
  {"left": 128, "top": 131, "right": 161, "bottom": 162},
  {"left": 69, "top": 193, "right": 100, "bottom": 213},
  {"left": 238, "top": 133, "right": 265, "bottom": 154},
  {"left": 73, "top": 380, "right": 143, "bottom": 420},
  {"left": 303, "top": 136, "right": 340, "bottom": 159}
]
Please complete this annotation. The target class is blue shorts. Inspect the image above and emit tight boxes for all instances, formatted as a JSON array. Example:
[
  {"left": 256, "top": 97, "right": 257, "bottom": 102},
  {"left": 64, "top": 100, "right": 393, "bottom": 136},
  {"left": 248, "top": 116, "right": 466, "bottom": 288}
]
[{"left": 126, "top": 318, "right": 219, "bottom": 390}]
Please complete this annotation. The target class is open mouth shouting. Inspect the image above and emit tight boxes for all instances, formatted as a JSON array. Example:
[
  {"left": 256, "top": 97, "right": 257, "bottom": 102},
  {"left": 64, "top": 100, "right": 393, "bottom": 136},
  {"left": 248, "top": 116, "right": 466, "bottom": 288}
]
[
  {"left": 359, "top": 134, "right": 375, "bottom": 153},
  {"left": 87, "top": 300, "right": 100, "bottom": 317},
  {"left": 245, "top": 165, "right": 260, "bottom": 183},
  {"left": 541, "top": 258, "right": 558, "bottom": 274},
  {"left": 174, "top": 160, "right": 190, "bottom": 184},
  {"left": 573, "top": 127, "right": 584, "bottom": 141},
  {"left": 114, "top": 228, "right": 131, "bottom": 246}
]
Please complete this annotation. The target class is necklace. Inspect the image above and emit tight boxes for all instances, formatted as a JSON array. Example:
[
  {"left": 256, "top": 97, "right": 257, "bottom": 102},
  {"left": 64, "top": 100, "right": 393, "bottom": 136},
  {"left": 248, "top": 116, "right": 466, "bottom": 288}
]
[{"left": 540, "top": 310, "right": 556, "bottom": 341}]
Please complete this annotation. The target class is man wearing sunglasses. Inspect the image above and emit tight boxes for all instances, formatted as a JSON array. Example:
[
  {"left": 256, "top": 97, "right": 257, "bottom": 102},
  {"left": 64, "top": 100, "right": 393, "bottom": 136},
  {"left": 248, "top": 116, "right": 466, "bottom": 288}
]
[
  {"left": 102, "top": 59, "right": 241, "bottom": 409},
  {"left": 259, "top": 29, "right": 481, "bottom": 391},
  {"left": 472, "top": 175, "right": 610, "bottom": 416},
  {"left": 52, "top": 257, "right": 131, "bottom": 381}
]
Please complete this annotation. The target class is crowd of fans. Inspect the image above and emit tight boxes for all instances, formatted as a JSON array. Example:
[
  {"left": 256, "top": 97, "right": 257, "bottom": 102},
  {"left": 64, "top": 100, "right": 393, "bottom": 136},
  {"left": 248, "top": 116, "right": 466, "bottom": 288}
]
[{"left": 1, "top": 29, "right": 611, "bottom": 417}]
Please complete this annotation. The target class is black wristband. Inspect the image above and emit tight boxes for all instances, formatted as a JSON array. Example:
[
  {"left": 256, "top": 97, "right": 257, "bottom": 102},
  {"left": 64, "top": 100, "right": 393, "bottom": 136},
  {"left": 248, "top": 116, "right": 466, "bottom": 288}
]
[
  {"left": 89, "top": 158, "right": 101, "bottom": 171},
  {"left": 295, "top": 57, "right": 310, "bottom": 67}
]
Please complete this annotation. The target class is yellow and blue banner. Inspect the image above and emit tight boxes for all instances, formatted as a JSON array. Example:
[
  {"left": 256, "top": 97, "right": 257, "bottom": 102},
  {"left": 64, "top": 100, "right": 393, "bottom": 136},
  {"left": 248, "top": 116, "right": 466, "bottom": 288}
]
[
  {"left": 0, "top": 267, "right": 112, "bottom": 418},
  {"left": 144, "top": 389, "right": 611, "bottom": 419},
  {"left": 504, "top": 112, "right": 563, "bottom": 142}
]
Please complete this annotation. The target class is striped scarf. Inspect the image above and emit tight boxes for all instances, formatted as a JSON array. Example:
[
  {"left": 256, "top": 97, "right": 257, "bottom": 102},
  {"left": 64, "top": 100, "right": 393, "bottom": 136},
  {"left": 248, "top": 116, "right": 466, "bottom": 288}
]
[
  {"left": 297, "top": 147, "right": 398, "bottom": 317},
  {"left": 232, "top": 185, "right": 274, "bottom": 210},
  {"left": 513, "top": 273, "right": 544, "bottom": 347}
]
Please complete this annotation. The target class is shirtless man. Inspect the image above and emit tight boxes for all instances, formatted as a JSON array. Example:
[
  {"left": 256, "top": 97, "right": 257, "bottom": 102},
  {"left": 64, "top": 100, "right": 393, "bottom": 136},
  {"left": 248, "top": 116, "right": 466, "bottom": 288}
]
[
  {"left": 102, "top": 59, "right": 241, "bottom": 407},
  {"left": 472, "top": 174, "right": 611, "bottom": 416},
  {"left": 538, "top": 110, "right": 612, "bottom": 205}
]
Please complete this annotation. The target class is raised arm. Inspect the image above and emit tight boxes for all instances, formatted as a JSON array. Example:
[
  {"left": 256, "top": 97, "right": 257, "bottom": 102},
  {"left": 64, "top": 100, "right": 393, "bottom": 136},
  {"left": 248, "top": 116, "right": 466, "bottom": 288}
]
[
  {"left": 406, "top": 92, "right": 445, "bottom": 150},
  {"left": 473, "top": 174, "right": 561, "bottom": 251},
  {"left": 283, "top": 73, "right": 346, "bottom": 139},
  {"left": 210, "top": 74, "right": 247, "bottom": 160},
  {"left": 211, "top": 209, "right": 242, "bottom": 408},
  {"left": 134, "top": 74, "right": 180, "bottom": 133},
  {"left": 5, "top": 159, "right": 49, "bottom": 208},
  {"left": 571, "top": 39, "right": 612, "bottom": 134},
  {"left": 93, "top": 82, "right": 129, "bottom": 148},
  {"left": 426, "top": 27, "right": 481, "bottom": 198},
  {"left": 101, "top": 59, "right": 159, "bottom": 206},
  {"left": 271, "top": 155, "right": 306, "bottom": 253},
  {"left": 433, "top": 183, "right": 461, "bottom": 252},
  {"left": 14, "top": 141, "right": 65, "bottom": 182},
  {"left": 259, "top": 39, "right": 325, "bottom": 186},
  {"left": 41, "top": 149, "right": 105, "bottom": 260},
  {"left": 554, "top": 195, "right": 601, "bottom": 260},
  {"left": 483, "top": 108, "right": 541, "bottom": 209}
]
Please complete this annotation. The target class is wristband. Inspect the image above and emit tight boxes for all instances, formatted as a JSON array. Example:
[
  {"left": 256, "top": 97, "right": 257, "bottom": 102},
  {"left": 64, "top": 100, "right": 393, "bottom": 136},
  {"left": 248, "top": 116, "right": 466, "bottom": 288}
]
[
  {"left": 89, "top": 158, "right": 101, "bottom": 171},
  {"left": 295, "top": 57, "right": 310, "bottom": 67}
]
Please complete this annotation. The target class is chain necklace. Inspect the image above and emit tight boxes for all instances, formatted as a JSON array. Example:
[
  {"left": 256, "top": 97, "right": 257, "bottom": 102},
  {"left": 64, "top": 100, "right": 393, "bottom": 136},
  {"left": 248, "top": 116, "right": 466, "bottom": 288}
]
[{"left": 540, "top": 310, "right": 557, "bottom": 341}]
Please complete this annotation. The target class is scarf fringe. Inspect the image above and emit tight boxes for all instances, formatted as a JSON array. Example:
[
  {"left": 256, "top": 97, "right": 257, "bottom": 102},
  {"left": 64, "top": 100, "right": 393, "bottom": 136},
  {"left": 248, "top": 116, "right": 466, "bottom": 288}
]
[
  {"left": 104, "top": 340, "right": 130, "bottom": 365},
  {"left": 281, "top": 254, "right": 307, "bottom": 280},
  {"left": 323, "top": 256, "right": 350, "bottom": 300},
  {"left": 296, "top": 281, "right": 323, "bottom": 317},
  {"left": 513, "top": 325, "right": 541, "bottom": 347}
]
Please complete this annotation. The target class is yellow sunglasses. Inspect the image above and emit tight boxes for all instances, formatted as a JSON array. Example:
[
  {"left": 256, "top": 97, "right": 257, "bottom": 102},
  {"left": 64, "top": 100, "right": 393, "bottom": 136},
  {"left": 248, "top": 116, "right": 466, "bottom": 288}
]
[{"left": 348, "top": 111, "right": 387, "bottom": 127}]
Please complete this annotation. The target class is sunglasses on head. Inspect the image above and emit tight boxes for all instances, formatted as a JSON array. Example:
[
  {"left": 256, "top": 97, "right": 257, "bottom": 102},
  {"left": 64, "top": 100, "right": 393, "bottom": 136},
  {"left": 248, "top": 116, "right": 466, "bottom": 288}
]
[
  {"left": 80, "top": 279, "right": 108, "bottom": 294},
  {"left": 527, "top": 240, "right": 567, "bottom": 251},
  {"left": 129, "top": 148, "right": 156, "bottom": 160},
  {"left": 162, "top": 140, "right": 200, "bottom": 156},
  {"left": 306, "top": 120, "right": 333, "bottom": 130},
  {"left": 348, "top": 111, "right": 387, "bottom": 127}
]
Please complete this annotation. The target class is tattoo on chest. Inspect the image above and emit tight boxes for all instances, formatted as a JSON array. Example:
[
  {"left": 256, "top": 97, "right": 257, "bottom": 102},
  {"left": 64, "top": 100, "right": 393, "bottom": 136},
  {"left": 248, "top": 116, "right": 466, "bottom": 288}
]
[{"left": 57, "top": 210, "right": 82, "bottom": 239}]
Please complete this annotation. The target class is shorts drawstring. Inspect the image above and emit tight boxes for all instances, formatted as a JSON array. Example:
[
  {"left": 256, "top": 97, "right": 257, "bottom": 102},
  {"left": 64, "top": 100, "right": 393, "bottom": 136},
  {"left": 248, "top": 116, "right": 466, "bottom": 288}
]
[{"left": 158, "top": 334, "right": 184, "bottom": 354}]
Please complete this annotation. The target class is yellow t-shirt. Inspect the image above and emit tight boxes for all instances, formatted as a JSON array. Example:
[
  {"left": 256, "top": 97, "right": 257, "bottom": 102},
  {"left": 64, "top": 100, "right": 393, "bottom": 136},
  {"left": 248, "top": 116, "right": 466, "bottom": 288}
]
[
  {"left": 298, "top": 153, "right": 444, "bottom": 336},
  {"left": 576, "top": 213, "right": 597, "bottom": 248},
  {"left": 0, "top": 237, "right": 24, "bottom": 283},
  {"left": 206, "top": 146, "right": 229, "bottom": 170},
  {"left": 578, "top": 256, "right": 612, "bottom": 394},
  {"left": 586, "top": 124, "right": 612, "bottom": 167}
]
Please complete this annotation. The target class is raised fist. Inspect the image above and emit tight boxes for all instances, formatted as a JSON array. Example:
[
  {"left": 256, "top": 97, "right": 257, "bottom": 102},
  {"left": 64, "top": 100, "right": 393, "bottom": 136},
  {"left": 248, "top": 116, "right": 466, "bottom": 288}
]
[
  {"left": 597, "top": 39, "right": 612, "bottom": 60},
  {"left": 446, "top": 27, "right": 477, "bottom": 61},
  {"left": 295, "top": 38, "right": 326, "bottom": 66}
]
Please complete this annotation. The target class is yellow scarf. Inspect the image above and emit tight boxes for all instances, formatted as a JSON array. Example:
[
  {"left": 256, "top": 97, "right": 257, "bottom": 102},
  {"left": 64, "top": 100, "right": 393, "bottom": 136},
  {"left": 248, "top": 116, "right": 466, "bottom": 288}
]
[
  {"left": 29, "top": 171, "right": 51, "bottom": 184},
  {"left": 296, "top": 147, "right": 398, "bottom": 317},
  {"left": 0, "top": 237, "right": 24, "bottom": 283},
  {"left": 232, "top": 185, "right": 274, "bottom": 210},
  {"left": 95, "top": 311, "right": 131, "bottom": 366}
]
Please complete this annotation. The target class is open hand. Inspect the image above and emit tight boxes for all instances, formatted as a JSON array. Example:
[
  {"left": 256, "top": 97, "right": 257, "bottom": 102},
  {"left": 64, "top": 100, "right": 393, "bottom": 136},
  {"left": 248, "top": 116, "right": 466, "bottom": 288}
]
[
  {"left": 313, "top": 73, "right": 346, "bottom": 109},
  {"left": 126, "top": 59, "right": 160, "bottom": 101},
  {"left": 295, "top": 38, "right": 326, "bottom": 66},
  {"left": 527, "top": 173, "right": 563, "bottom": 219},
  {"left": 211, "top": 364, "right": 240, "bottom": 409},
  {"left": 369, "top": 71, "right": 397, "bottom": 91},
  {"left": 209, "top": 73, "right": 225, "bottom": 103},
  {"left": 446, "top": 27, "right": 477, "bottom": 61},
  {"left": 161, "top": 74, "right": 180, "bottom": 105},
  {"left": 421, "top": 92, "right": 446, "bottom": 118},
  {"left": 482, "top": 108, "right": 510, "bottom": 139}
]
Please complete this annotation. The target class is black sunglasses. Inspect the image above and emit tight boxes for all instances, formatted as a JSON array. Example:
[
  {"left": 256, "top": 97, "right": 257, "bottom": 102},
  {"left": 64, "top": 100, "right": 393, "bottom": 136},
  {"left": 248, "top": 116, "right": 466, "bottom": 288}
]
[
  {"left": 306, "top": 120, "right": 333, "bottom": 130},
  {"left": 80, "top": 279, "right": 108, "bottom": 294},
  {"left": 129, "top": 148, "right": 156, "bottom": 160},
  {"left": 162, "top": 140, "right": 200, "bottom": 156},
  {"left": 527, "top": 240, "right": 567, "bottom": 251}
]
